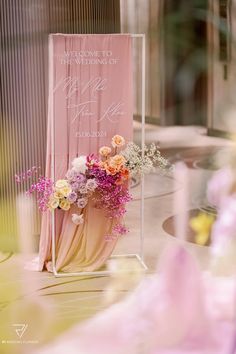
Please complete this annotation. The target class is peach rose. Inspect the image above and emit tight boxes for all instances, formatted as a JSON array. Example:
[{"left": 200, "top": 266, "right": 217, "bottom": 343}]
[
  {"left": 100, "top": 161, "right": 118, "bottom": 175},
  {"left": 111, "top": 135, "right": 125, "bottom": 148},
  {"left": 99, "top": 146, "right": 112, "bottom": 157},
  {"left": 109, "top": 155, "right": 126, "bottom": 168}
]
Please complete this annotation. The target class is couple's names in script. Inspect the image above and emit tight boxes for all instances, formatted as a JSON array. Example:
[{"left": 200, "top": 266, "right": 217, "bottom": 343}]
[
  {"left": 54, "top": 49, "right": 125, "bottom": 125},
  {"left": 54, "top": 49, "right": 125, "bottom": 138},
  {"left": 54, "top": 76, "right": 124, "bottom": 124}
]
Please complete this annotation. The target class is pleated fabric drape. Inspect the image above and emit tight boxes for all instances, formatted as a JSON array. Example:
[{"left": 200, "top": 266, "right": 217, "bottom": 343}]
[{"left": 0, "top": 0, "right": 120, "bottom": 251}]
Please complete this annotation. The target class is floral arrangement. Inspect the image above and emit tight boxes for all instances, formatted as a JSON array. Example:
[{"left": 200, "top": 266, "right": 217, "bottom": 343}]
[{"left": 16, "top": 135, "right": 170, "bottom": 240}]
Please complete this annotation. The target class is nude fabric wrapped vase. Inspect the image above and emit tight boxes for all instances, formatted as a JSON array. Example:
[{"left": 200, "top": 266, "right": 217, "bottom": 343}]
[{"left": 39, "top": 34, "right": 133, "bottom": 272}]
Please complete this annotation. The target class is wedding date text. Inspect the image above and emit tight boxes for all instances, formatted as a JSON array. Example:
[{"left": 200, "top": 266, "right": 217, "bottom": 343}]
[{"left": 75, "top": 131, "right": 107, "bottom": 138}]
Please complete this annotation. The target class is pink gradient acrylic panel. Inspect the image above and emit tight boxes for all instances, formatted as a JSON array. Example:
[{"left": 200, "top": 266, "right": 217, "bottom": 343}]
[{"left": 39, "top": 34, "right": 133, "bottom": 272}]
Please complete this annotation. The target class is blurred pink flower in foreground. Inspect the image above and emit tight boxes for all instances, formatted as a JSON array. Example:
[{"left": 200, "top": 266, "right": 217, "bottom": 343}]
[
  {"left": 207, "top": 167, "right": 234, "bottom": 207},
  {"left": 212, "top": 196, "right": 236, "bottom": 239},
  {"left": 211, "top": 195, "right": 236, "bottom": 259}
]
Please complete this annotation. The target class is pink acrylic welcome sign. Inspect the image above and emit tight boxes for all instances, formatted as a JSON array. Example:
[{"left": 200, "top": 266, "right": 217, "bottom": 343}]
[{"left": 39, "top": 34, "right": 133, "bottom": 273}]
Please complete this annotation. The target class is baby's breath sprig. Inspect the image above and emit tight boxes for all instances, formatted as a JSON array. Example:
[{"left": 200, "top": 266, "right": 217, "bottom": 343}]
[{"left": 121, "top": 142, "right": 171, "bottom": 176}]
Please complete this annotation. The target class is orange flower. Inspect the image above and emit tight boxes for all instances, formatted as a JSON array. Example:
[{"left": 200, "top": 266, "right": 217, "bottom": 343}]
[
  {"left": 116, "top": 168, "right": 130, "bottom": 185},
  {"left": 121, "top": 168, "right": 129, "bottom": 179},
  {"left": 100, "top": 161, "right": 118, "bottom": 175},
  {"left": 100, "top": 155, "right": 126, "bottom": 175},
  {"left": 109, "top": 155, "right": 126, "bottom": 169}
]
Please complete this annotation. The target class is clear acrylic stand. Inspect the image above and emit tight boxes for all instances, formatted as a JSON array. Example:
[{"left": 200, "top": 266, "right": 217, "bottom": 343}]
[{"left": 50, "top": 34, "right": 147, "bottom": 277}]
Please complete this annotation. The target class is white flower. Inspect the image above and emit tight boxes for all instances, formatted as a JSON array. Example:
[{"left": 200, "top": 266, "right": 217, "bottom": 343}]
[
  {"left": 79, "top": 185, "right": 88, "bottom": 194},
  {"left": 55, "top": 179, "right": 69, "bottom": 189},
  {"left": 72, "top": 156, "right": 87, "bottom": 174},
  {"left": 86, "top": 179, "right": 98, "bottom": 191},
  {"left": 65, "top": 169, "right": 77, "bottom": 181},
  {"left": 71, "top": 213, "right": 84, "bottom": 225}
]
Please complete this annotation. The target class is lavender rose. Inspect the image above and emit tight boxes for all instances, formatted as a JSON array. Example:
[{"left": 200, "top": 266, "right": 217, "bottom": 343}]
[
  {"left": 77, "top": 173, "right": 86, "bottom": 183},
  {"left": 67, "top": 191, "right": 77, "bottom": 203},
  {"left": 77, "top": 198, "right": 88, "bottom": 209},
  {"left": 70, "top": 181, "right": 80, "bottom": 191}
]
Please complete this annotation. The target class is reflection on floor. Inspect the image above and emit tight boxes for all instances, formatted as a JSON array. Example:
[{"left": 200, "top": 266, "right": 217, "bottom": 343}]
[{"left": 0, "top": 125, "right": 234, "bottom": 353}]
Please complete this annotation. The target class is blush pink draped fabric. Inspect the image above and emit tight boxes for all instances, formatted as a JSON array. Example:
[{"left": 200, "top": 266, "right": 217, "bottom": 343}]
[{"left": 39, "top": 34, "right": 133, "bottom": 272}]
